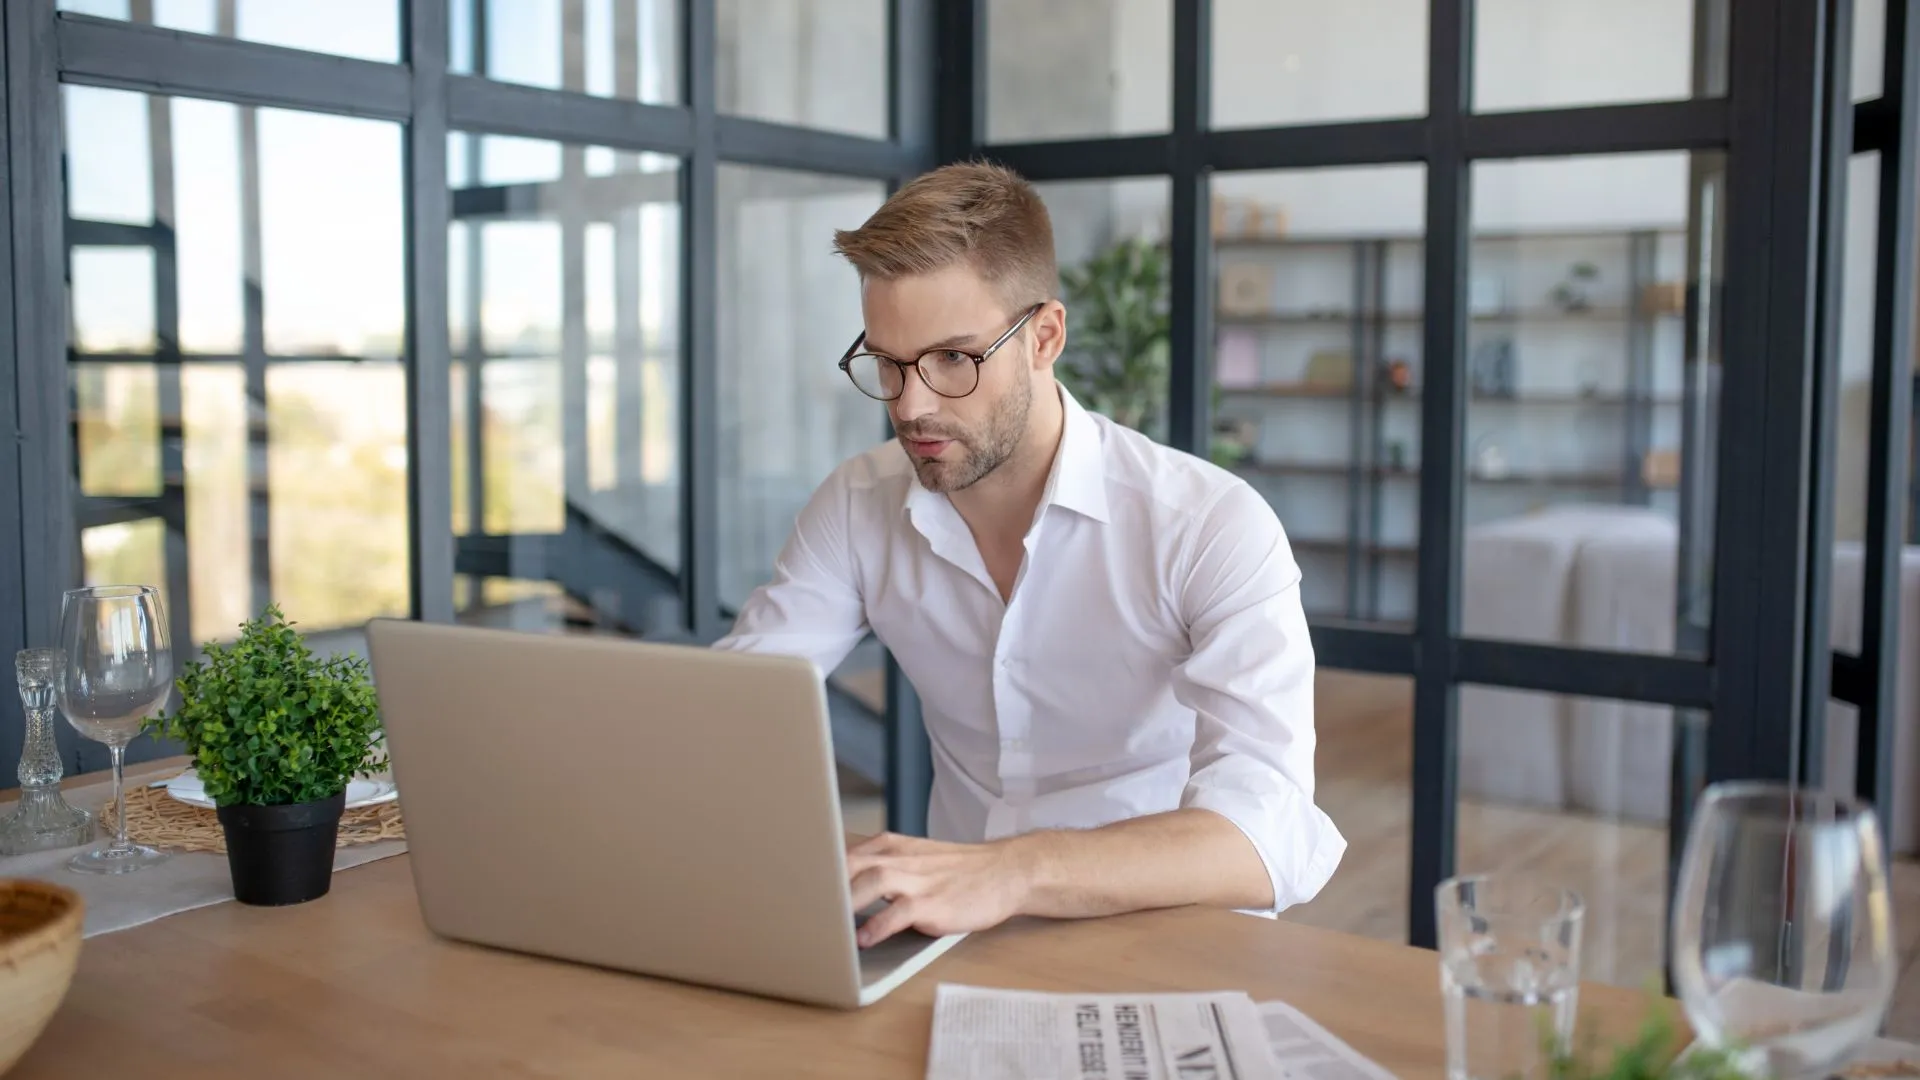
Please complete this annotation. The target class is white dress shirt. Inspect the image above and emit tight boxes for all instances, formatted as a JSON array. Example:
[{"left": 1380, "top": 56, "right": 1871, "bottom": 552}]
[{"left": 713, "top": 385, "right": 1345, "bottom": 912}]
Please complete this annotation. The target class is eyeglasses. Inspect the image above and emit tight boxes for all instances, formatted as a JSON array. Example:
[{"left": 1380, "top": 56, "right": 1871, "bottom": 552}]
[{"left": 837, "top": 303, "right": 1044, "bottom": 402}]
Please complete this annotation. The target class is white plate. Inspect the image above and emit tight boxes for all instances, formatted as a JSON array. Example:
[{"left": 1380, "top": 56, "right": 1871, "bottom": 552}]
[{"left": 163, "top": 768, "right": 398, "bottom": 811}]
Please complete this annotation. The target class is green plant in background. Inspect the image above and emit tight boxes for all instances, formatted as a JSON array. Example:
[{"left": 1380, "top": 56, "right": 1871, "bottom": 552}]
[
  {"left": 1058, "top": 235, "right": 1172, "bottom": 435},
  {"left": 1057, "top": 235, "right": 1250, "bottom": 469},
  {"left": 145, "top": 603, "right": 386, "bottom": 808},
  {"left": 1545, "top": 999, "right": 1749, "bottom": 1080}
]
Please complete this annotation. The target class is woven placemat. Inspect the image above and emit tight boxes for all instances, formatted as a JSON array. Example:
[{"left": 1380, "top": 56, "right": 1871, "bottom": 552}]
[{"left": 97, "top": 783, "right": 405, "bottom": 855}]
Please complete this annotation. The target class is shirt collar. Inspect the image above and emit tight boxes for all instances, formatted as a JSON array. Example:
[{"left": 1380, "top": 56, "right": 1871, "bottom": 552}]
[{"left": 901, "top": 382, "right": 1111, "bottom": 526}]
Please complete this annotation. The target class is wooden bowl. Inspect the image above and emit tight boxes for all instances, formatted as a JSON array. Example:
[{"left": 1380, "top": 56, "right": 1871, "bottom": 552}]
[{"left": 0, "top": 880, "right": 82, "bottom": 1075}]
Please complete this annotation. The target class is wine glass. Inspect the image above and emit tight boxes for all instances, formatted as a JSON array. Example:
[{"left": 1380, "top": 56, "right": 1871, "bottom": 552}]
[
  {"left": 57, "top": 585, "right": 173, "bottom": 874},
  {"left": 1671, "top": 781, "right": 1896, "bottom": 1078}
]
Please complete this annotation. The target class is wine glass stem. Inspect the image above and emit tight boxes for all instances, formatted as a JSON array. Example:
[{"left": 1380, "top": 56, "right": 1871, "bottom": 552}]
[{"left": 108, "top": 743, "right": 129, "bottom": 853}]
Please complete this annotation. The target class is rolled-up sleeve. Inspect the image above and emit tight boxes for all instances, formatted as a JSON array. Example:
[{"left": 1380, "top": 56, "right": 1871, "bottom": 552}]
[{"left": 1171, "top": 480, "right": 1345, "bottom": 913}]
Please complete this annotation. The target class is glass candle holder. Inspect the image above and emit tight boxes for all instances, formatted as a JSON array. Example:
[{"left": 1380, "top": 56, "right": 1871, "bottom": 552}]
[{"left": 0, "top": 648, "right": 95, "bottom": 855}]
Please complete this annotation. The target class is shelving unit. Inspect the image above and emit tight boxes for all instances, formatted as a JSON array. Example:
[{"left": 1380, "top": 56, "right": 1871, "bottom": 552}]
[{"left": 1215, "top": 227, "right": 1689, "bottom": 622}]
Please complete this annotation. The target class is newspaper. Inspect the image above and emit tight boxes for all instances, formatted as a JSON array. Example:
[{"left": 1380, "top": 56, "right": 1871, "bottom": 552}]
[
  {"left": 926, "top": 984, "right": 1395, "bottom": 1080},
  {"left": 1258, "top": 1000, "right": 1397, "bottom": 1080}
]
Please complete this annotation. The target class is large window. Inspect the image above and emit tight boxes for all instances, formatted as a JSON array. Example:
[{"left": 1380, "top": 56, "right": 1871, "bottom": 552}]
[
  {"left": 62, "top": 85, "right": 409, "bottom": 656},
  {"left": 448, "top": 134, "right": 684, "bottom": 636},
  {"left": 57, "top": 0, "right": 402, "bottom": 61}
]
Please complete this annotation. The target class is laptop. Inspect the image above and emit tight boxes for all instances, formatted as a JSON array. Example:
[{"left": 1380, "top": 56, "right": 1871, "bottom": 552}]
[{"left": 363, "top": 618, "right": 966, "bottom": 1009}]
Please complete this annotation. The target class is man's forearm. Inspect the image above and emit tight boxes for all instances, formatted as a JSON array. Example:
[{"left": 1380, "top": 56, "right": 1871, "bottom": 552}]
[{"left": 1000, "top": 807, "right": 1274, "bottom": 919}]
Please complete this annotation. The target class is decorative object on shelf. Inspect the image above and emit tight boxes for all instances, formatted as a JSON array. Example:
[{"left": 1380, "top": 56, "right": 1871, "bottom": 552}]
[
  {"left": 1577, "top": 357, "right": 1605, "bottom": 398},
  {"left": 1057, "top": 235, "right": 1171, "bottom": 438},
  {"left": 1209, "top": 412, "right": 1254, "bottom": 471},
  {"left": 1387, "top": 440, "right": 1408, "bottom": 471},
  {"left": 1209, "top": 195, "right": 1287, "bottom": 240},
  {"left": 1549, "top": 261, "right": 1602, "bottom": 313},
  {"left": 0, "top": 879, "right": 84, "bottom": 1076},
  {"left": 0, "top": 649, "right": 94, "bottom": 855},
  {"left": 1217, "top": 262, "right": 1273, "bottom": 317},
  {"left": 1303, "top": 350, "right": 1353, "bottom": 388},
  {"left": 1640, "top": 280, "right": 1686, "bottom": 315},
  {"left": 1470, "top": 338, "right": 1517, "bottom": 397},
  {"left": 1382, "top": 357, "right": 1413, "bottom": 394},
  {"left": 1472, "top": 433, "right": 1510, "bottom": 480},
  {"left": 144, "top": 602, "right": 386, "bottom": 907},
  {"left": 1641, "top": 448, "right": 1680, "bottom": 490},
  {"left": 1215, "top": 329, "right": 1261, "bottom": 389}
]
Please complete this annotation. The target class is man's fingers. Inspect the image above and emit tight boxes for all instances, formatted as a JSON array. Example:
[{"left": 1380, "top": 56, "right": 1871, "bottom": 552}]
[
  {"left": 849, "top": 863, "right": 919, "bottom": 913},
  {"left": 849, "top": 830, "right": 913, "bottom": 857},
  {"left": 857, "top": 897, "right": 918, "bottom": 948}
]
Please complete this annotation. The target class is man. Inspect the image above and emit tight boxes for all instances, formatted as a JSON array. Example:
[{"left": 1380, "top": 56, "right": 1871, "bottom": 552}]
[{"left": 713, "top": 161, "right": 1343, "bottom": 948}]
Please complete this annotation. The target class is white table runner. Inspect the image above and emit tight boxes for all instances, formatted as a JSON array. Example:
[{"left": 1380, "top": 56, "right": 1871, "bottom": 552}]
[{"left": 0, "top": 772, "right": 406, "bottom": 938}]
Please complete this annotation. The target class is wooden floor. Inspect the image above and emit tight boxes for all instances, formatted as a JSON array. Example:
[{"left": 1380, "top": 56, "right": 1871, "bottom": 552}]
[{"left": 840, "top": 670, "right": 1920, "bottom": 1036}]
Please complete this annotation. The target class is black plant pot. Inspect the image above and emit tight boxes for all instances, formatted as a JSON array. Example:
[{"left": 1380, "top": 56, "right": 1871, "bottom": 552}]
[{"left": 215, "top": 790, "right": 347, "bottom": 906}]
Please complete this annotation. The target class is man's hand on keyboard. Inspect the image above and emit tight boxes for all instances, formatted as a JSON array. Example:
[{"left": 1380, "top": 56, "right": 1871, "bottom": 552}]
[{"left": 844, "top": 831, "right": 1030, "bottom": 947}]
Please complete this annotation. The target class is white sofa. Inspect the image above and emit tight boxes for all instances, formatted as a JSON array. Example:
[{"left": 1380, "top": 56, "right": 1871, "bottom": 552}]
[{"left": 1458, "top": 507, "right": 1920, "bottom": 855}]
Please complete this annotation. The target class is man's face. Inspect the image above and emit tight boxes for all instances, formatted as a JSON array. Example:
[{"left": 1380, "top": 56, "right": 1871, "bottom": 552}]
[{"left": 859, "top": 265, "right": 1046, "bottom": 494}]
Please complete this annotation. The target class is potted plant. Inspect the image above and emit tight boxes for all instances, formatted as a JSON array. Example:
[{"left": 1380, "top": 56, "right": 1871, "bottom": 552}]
[
  {"left": 1057, "top": 235, "right": 1251, "bottom": 469},
  {"left": 144, "top": 603, "right": 385, "bottom": 906}
]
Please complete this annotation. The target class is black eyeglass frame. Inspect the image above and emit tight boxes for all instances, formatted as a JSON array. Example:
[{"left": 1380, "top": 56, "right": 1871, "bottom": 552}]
[{"left": 836, "top": 302, "right": 1046, "bottom": 401}]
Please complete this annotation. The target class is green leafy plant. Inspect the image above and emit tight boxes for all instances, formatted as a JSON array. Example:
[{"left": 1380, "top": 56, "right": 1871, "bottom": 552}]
[
  {"left": 1545, "top": 999, "right": 1749, "bottom": 1080},
  {"left": 1058, "top": 235, "right": 1172, "bottom": 435},
  {"left": 1056, "top": 235, "right": 1250, "bottom": 469},
  {"left": 144, "top": 603, "right": 385, "bottom": 808}
]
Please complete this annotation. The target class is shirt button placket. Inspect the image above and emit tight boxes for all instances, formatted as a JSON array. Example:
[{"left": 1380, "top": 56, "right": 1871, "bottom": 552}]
[{"left": 993, "top": 607, "right": 1034, "bottom": 828}]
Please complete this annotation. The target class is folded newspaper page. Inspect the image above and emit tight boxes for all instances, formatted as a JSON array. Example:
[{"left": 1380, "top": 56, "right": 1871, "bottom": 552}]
[
  {"left": 926, "top": 984, "right": 1282, "bottom": 1080},
  {"left": 1258, "top": 1000, "right": 1397, "bottom": 1080}
]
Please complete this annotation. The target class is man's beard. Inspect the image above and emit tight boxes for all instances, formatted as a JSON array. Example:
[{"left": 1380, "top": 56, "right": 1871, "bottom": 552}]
[{"left": 898, "top": 376, "right": 1033, "bottom": 494}]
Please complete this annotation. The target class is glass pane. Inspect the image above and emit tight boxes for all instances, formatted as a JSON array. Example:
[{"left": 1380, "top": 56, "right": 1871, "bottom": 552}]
[
  {"left": 717, "top": 164, "right": 885, "bottom": 612},
  {"left": 257, "top": 109, "right": 405, "bottom": 358},
  {"left": 69, "top": 247, "right": 156, "bottom": 354},
  {"left": 1831, "top": 153, "right": 1881, "bottom": 659},
  {"left": 1456, "top": 688, "right": 1700, "bottom": 991},
  {"left": 716, "top": 164, "right": 885, "bottom": 708},
  {"left": 1277, "top": 672, "right": 1412, "bottom": 944},
  {"left": 450, "top": 135, "right": 684, "bottom": 636},
  {"left": 81, "top": 518, "right": 167, "bottom": 599},
  {"left": 1463, "top": 152, "right": 1724, "bottom": 657},
  {"left": 72, "top": 362, "right": 161, "bottom": 496},
  {"left": 716, "top": 0, "right": 887, "bottom": 138},
  {"left": 62, "top": 87, "right": 151, "bottom": 225},
  {"left": 267, "top": 363, "right": 409, "bottom": 631},
  {"left": 1213, "top": 165, "right": 1427, "bottom": 626},
  {"left": 57, "top": 0, "right": 401, "bottom": 62},
  {"left": 1032, "top": 177, "right": 1172, "bottom": 438},
  {"left": 182, "top": 364, "right": 251, "bottom": 645},
  {"left": 61, "top": 90, "right": 409, "bottom": 658},
  {"left": 173, "top": 98, "right": 245, "bottom": 354},
  {"left": 1211, "top": 0, "right": 1426, "bottom": 129},
  {"left": 984, "top": 0, "right": 1168, "bottom": 142},
  {"left": 1473, "top": 0, "right": 1726, "bottom": 113},
  {"left": 448, "top": 0, "right": 680, "bottom": 105},
  {"left": 1857, "top": 0, "right": 1887, "bottom": 102}
]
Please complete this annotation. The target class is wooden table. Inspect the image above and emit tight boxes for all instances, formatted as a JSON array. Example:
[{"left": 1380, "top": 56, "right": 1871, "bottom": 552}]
[{"left": 4, "top": 849, "right": 1666, "bottom": 1078}]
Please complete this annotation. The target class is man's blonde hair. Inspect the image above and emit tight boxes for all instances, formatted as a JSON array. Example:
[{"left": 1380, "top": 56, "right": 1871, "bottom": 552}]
[{"left": 832, "top": 161, "right": 1057, "bottom": 309}]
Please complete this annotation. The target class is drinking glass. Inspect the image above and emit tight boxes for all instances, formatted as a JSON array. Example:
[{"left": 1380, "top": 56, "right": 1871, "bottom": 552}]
[
  {"left": 1437, "top": 874, "right": 1584, "bottom": 1080},
  {"left": 1671, "top": 782, "right": 1896, "bottom": 1079},
  {"left": 57, "top": 585, "right": 173, "bottom": 874}
]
